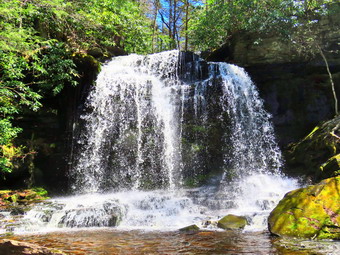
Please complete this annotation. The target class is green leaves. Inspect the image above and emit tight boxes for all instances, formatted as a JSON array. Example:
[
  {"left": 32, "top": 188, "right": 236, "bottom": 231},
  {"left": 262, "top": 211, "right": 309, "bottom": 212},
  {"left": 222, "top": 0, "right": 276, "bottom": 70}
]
[
  {"left": 189, "top": 0, "right": 336, "bottom": 51},
  {"left": 0, "top": 119, "right": 22, "bottom": 173},
  {"left": 0, "top": 0, "right": 85, "bottom": 175},
  {"left": 35, "top": 43, "right": 79, "bottom": 95},
  {"left": 0, "top": 0, "right": 154, "bottom": 175}
]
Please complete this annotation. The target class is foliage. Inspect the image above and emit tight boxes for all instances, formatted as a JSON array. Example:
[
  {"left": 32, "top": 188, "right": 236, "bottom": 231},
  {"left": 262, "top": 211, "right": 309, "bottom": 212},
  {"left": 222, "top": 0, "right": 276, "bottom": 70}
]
[
  {"left": 0, "top": 188, "right": 49, "bottom": 206},
  {"left": 189, "top": 0, "right": 337, "bottom": 51},
  {"left": 142, "top": 0, "right": 203, "bottom": 52},
  {"left": 189, "top": 0, "right": 339, "bottom": 115},
  {"left": 25, "top": 0, "right": 154, "bottom": 55},
  {"left": 0, "top": 0, "right": 154, "bottom": 175}
]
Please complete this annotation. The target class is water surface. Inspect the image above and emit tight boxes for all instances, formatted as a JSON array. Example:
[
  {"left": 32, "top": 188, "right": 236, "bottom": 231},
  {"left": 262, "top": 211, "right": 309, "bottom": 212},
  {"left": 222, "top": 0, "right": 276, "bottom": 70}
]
[{"left": 6, "top": 229, "right": 339, "bottom": 255}]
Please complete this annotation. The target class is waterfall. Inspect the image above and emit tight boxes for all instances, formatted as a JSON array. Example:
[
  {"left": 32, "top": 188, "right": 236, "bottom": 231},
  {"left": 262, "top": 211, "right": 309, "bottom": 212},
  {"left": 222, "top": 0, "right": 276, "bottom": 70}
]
[
  {"left": 71, "top": 51, "right": 184, "bottom": 192},
  {"left": 6, "top": 51, "right": 298, "bottom": 233},
  {"left": 72, "top": 51, "right": 283, "bottom": 193},
  {"left": 219, "top": 64, "right": 282, "bottom": 177}
]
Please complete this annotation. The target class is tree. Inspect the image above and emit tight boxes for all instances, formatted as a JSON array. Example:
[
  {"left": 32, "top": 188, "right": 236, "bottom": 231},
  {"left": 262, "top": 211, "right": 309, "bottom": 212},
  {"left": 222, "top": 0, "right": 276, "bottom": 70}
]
[
  {"left": 155, "top": 0, "right": 202, "bottom": 50},
  {"left": 0, "top": 0, "right": 155, "bottom": 175},
  {"left": 189, "top": 0, "right": 339, "bottom": 115},
  {"left": 189, "top": 0, "right": 296, "bottom": 50},
  {"left": 289, "top": 1, "right": 339, "bottom": 116}
]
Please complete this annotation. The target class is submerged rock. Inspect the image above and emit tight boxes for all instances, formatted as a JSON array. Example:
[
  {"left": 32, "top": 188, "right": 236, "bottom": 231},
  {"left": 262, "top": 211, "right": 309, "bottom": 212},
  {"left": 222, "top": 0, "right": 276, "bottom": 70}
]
[
  {"left": 268, "top": 176, "right": 340, "bottom": 240},
  {"left": 0, "top": 239, "right": 66, "bottom": 255},
  {"left": 217, "top": 214, "right": 248, "bottom": 230}
]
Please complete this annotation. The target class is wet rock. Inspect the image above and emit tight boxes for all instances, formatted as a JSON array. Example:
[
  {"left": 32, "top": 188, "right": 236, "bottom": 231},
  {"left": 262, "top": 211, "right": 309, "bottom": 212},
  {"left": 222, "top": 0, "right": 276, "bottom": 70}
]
[
  {"left": 58, "top": 200, "right": 125, "bottom": 228},
  {"left": 217, "top": 214, "right": 248, "bottom": 230},
  {"left": 37, "top": 209, "right": 55, "bottom": 223},
  {"left": 10, "top": 207, "right": 25, "bottom": 216},
  {"left": 202, "top": 220, "right": 218, "bottom": 228},
  {"left": 0, "top": 239, "right": 66, "bottom": 255},
  {"left": 179, "top": 224, "right": 200, "bottom": 232},
  {"left": 268, "top": 176, "right": 340, "bottom": 240}
]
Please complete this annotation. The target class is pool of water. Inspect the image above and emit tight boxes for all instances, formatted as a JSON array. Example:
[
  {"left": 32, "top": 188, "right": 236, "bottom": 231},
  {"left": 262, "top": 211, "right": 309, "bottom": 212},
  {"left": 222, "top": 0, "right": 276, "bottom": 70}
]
[{"left": 3, "top": 229, "right": 340, "bottom": 255}]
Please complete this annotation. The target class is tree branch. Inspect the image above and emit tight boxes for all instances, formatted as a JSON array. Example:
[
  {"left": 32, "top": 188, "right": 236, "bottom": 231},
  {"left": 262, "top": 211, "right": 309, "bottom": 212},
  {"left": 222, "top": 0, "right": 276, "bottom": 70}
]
[{"left": 319, "top": 45, "right": 338, "bottom": 116}]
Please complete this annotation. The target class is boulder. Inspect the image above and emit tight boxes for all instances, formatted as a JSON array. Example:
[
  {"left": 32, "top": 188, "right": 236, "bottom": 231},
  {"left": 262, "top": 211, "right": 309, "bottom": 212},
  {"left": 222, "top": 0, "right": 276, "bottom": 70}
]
[
  {"left": 217, "top": 214, "right": 248, "bottom": 230},
  {"left": 0, "top": 239, "right": 66, "bottom": 255},
  {"left": 268, "top": 176, "right": 340, "bottom": 239},
  {"left": 179, "top": 224, "right": 200, "bottom": 232},
  {"left": 58, "top": 201, "right": 125, "bottom": 228}
]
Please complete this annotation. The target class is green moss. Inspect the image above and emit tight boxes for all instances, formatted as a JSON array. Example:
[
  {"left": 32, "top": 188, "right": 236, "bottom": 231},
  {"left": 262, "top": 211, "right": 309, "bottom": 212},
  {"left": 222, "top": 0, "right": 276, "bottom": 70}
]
[
  {"left": 191, "top": 125, "right": 207, "bottom": 133},
  {"left": 9, "top": 194, "right": 18, "bottom": 203},
  {"left": 268, "top": 176, "right": 340, "bottom": 240},
  {"left": 183, "top": 172, "right": 219, "bottom": 188},
  {"left": 179, "top": 224, "right": 200, "bottom": 232},
  {"left": 31, "top": 187, "right": 49, "bottom": 198},
  {"left": 191, "top": 143, "right": 204, "bottom": 152},
  {"left": 217, "top": 214, "right": 248, "bottom": 230},
  {"left": 0, "top": 188, "right": 49, "bottom": 206}
]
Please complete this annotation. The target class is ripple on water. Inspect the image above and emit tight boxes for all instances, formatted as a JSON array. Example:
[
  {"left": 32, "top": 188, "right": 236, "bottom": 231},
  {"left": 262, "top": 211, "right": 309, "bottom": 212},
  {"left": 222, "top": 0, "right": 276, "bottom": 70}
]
[{"left": 3, "top": 229, "right": 339, "bottom": 255}]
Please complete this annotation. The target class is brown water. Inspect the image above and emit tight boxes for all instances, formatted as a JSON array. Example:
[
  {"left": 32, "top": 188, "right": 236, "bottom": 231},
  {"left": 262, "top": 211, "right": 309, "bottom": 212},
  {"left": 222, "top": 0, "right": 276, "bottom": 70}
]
[{"left": 4, "top": 229, "right": 339, "bottom": 255}]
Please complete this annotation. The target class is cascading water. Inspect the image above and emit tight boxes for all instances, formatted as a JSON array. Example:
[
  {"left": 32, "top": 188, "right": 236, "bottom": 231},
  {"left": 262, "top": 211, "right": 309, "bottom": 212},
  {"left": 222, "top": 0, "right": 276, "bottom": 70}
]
[
  {"left": 3, "top": 50, "right": 298, "bottom": 234},
  {"left": 219, "top": 64, "right": 283, "bottom": 177},
  {"left": 71, "top": 51, "right": 183, "bottom": 192}
]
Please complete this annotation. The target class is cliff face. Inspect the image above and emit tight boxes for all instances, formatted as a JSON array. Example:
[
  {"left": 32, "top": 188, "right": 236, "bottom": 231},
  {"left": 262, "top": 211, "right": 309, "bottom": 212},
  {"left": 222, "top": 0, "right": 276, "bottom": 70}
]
[{"left": 247, "top": 61, "right": 340, "bottom": 147}]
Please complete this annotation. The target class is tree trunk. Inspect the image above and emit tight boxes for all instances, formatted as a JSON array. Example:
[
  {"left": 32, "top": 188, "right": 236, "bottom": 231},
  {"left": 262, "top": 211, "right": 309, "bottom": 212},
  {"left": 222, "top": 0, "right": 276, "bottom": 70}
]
[
  {"left": 319, "top": 46, "right": 338, "bottom": 116},
  {"left": 172, "top": 0, "right": 178, "bottom": 49},
  {"left": 169, "top": 0, "right": 173, "bottom": 48},
  {"left": 152, "top": 0, "right": 160, "bottom": 53},
  {"left": 184, "top": 0, "right": 189, "bottom": 51}
]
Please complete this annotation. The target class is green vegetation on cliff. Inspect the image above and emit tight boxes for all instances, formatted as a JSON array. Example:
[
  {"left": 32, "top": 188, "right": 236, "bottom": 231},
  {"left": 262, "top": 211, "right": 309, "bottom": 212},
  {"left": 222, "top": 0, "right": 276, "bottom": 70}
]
[
  {"left": 190, "top": 0, "right": 339, "bottom": 115},
  {"left": 0, "top": 0, "right": 153, "bottom": 175},
  {"left": 0, "top": 187, "right": 49, "bottom": 208},
  {"left": 286, "top": 115, "right": 340, "bottom": 182},
  {"left": 189, "top": 0, "right": 338, "bottom": 51}
]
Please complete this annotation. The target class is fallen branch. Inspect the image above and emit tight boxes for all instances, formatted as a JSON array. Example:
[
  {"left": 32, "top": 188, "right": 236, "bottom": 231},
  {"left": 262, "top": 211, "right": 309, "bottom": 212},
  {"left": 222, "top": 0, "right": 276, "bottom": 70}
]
[{"left": 330, "top": 131, "right": 340, "bottom": 140}]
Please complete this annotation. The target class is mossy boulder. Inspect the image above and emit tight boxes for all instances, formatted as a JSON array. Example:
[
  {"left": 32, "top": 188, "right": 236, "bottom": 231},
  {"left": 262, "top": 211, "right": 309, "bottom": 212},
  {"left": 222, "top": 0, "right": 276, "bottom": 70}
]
[
  {"left": 268, "top": 176, "right": 340, "bottom": 240},
  {"left": 179, "top": 224, "right": 200, "bottom": 232},
  {"left": 285, "top": 115, "right": 340, "bottom": 182},
  {"left": 0, "top": 188, "right": 49, "bottom": 209},
  {"left": 217, "top": 214, "right": 248, "bottom": 230}
]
